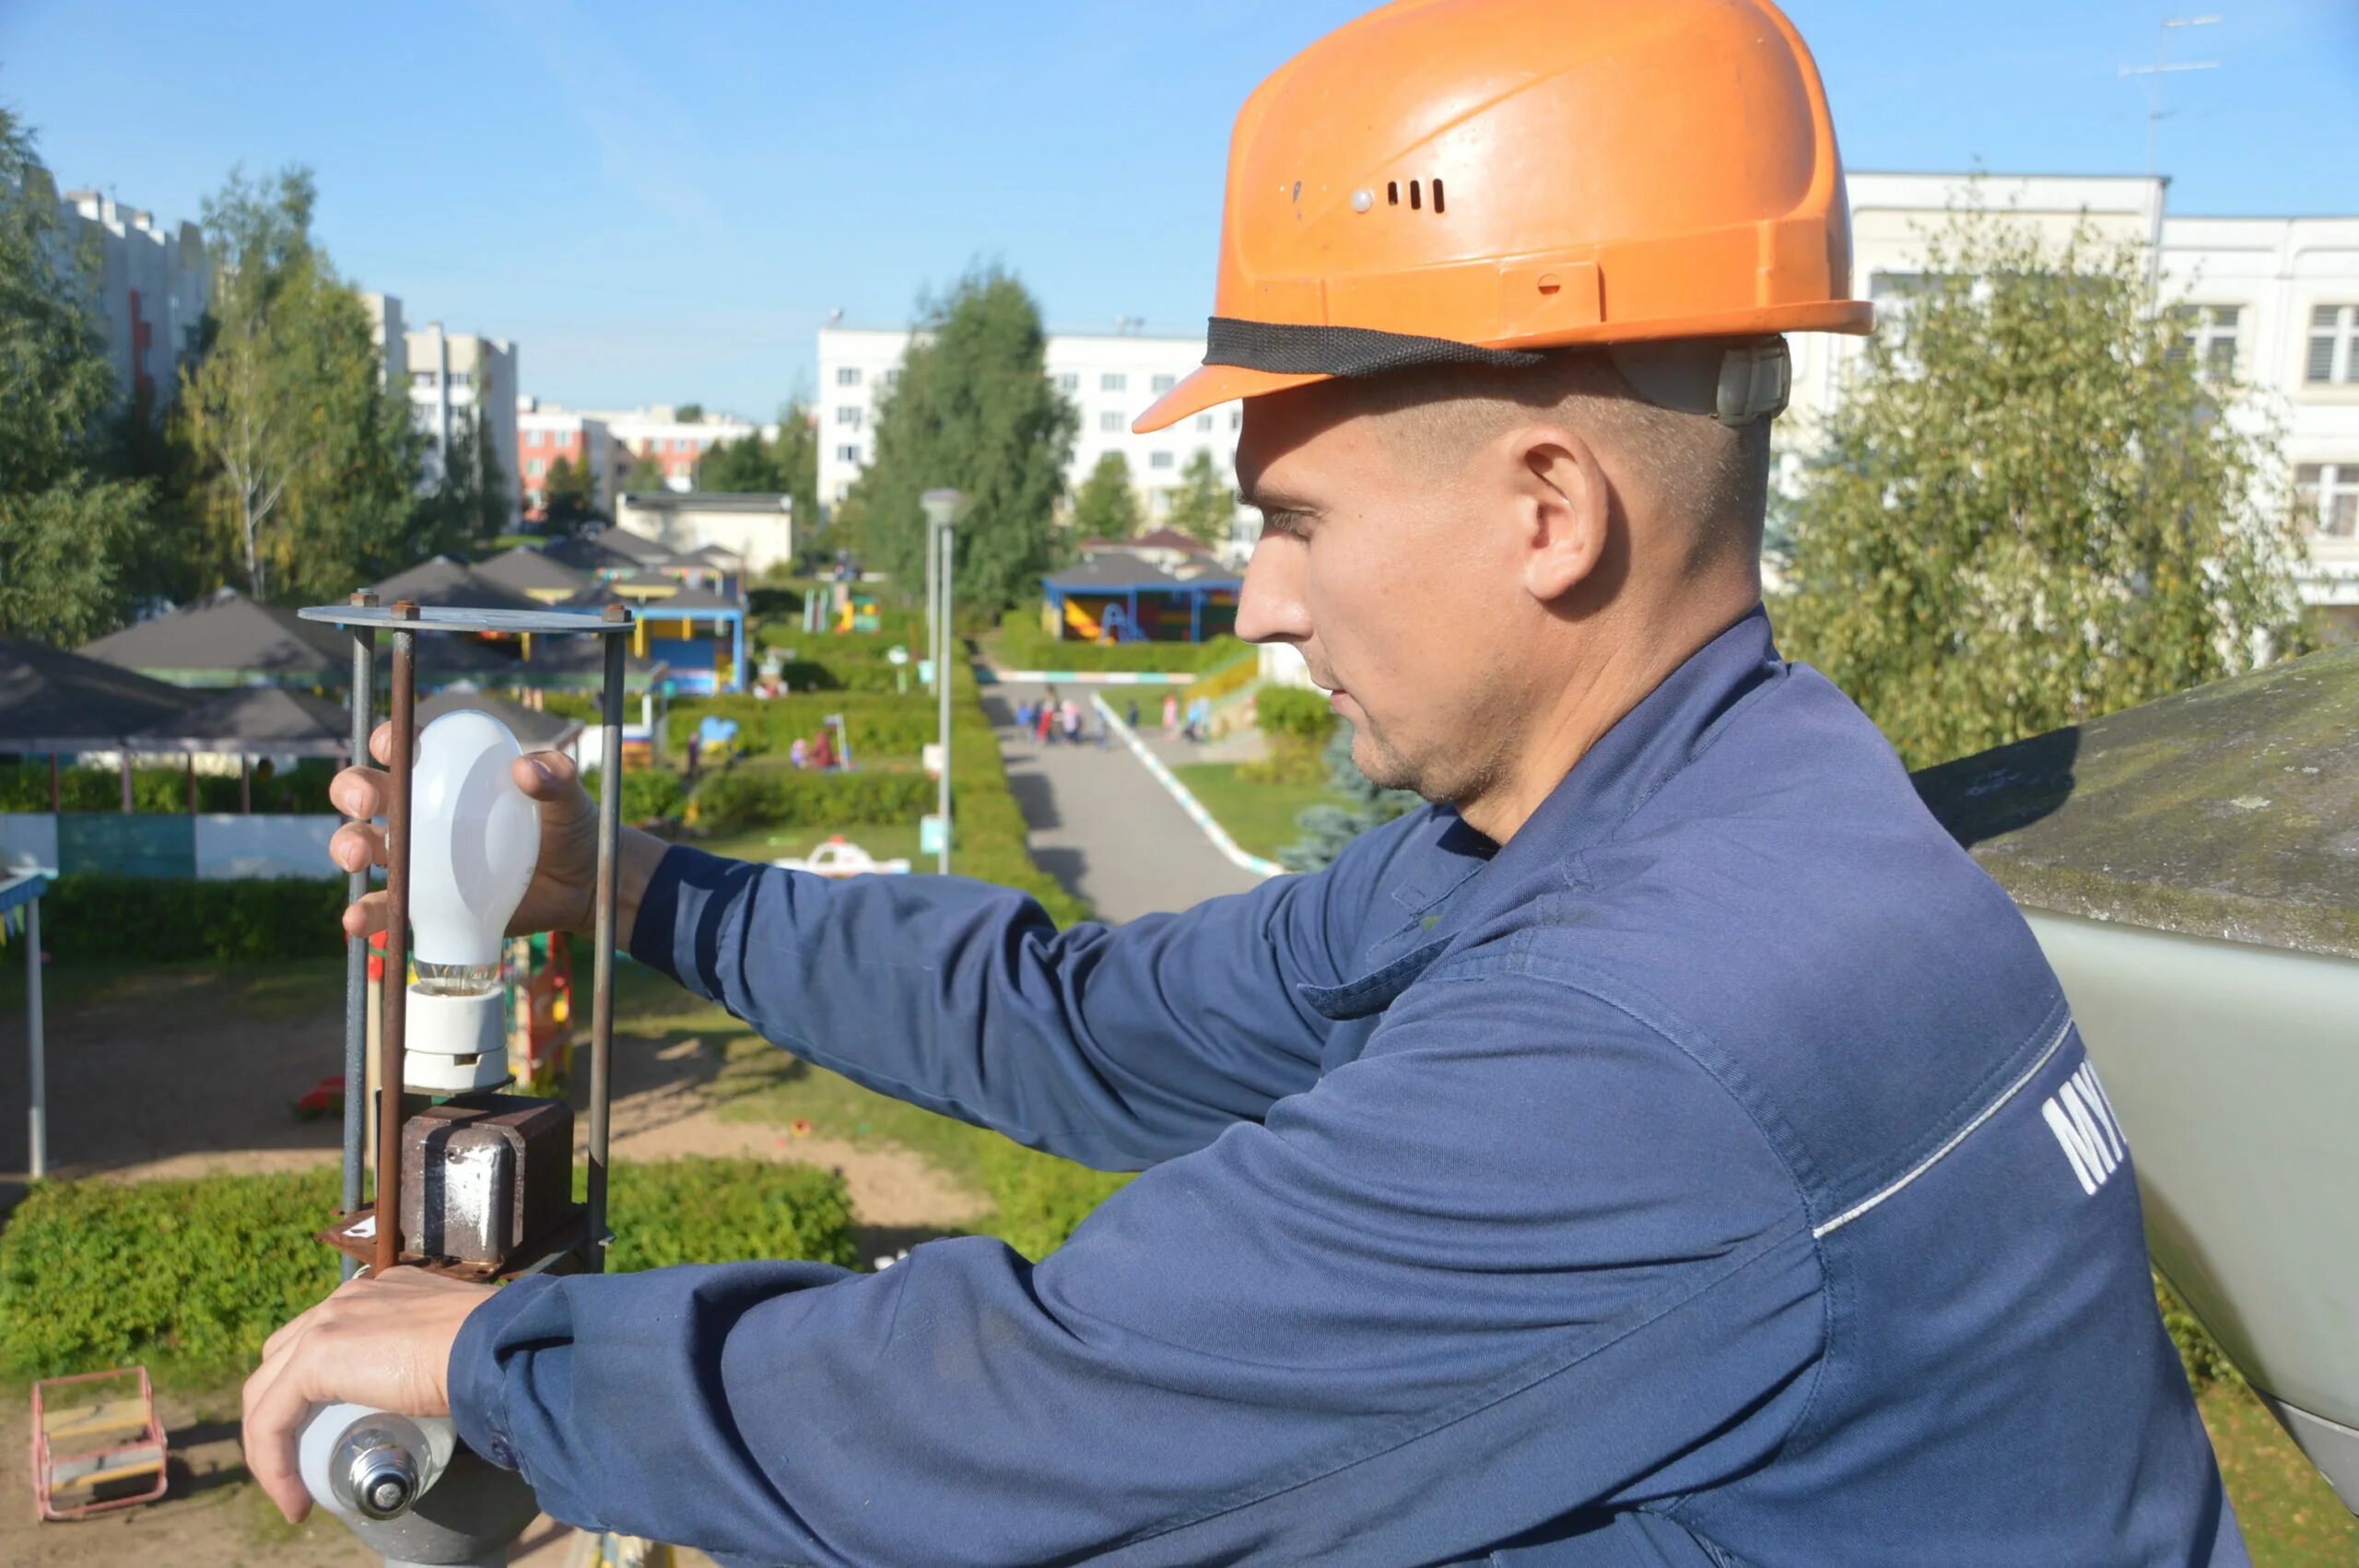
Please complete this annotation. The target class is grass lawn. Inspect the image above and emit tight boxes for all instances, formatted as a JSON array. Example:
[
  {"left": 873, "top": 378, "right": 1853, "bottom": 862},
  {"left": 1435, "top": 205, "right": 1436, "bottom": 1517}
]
[
  {"left": 2200, "top": 1381, "right": 2359, "bottom": 1564},
  {"left": 1170, "top": 762, "right": 1342, "bottom": 861},
  {"left": 691, "top": 819, "right": 927, "bottom": 868}
]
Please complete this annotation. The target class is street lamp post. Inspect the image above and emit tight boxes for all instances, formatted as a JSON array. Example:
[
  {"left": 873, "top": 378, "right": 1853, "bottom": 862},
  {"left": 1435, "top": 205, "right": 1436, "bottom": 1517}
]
[{"left": 921, "top": 489, "right": 962, "bottom": 875}]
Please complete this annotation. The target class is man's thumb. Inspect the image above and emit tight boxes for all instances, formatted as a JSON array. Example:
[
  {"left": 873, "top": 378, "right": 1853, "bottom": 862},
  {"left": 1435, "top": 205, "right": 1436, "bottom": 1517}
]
[{"left": 514, "top": 751, "right": 582, "bottom": 800}]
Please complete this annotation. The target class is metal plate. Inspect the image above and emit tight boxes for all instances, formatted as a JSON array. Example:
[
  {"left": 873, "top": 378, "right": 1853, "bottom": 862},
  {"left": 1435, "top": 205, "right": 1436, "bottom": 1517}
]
[{"left": 297, "top": 605, "right": 633, "bottom": 635}]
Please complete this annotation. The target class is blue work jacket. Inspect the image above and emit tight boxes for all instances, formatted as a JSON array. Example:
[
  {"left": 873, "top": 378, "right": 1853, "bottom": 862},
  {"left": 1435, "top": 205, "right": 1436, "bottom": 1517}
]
[{"left": 450, "top": 608, "right": 2244, "bottom": 1566}]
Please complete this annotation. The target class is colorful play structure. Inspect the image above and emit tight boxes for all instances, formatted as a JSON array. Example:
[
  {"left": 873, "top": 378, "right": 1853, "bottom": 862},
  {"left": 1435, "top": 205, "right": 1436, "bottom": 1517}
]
[
  {"left": 1040, "top": 558, "right": 1242, "bottom": 645},
  {"left": 799, "top": 579, "right": 881, "bottom": 635}
]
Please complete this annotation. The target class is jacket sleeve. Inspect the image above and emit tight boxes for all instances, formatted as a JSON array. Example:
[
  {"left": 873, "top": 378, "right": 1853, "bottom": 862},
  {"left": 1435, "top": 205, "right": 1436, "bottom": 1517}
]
[
  {"left": 626, "top": 822, "right": 1403, "bottom": 1171},
  {"left": 448, "top": 960, "right": 1825, "bottom": 1566}
]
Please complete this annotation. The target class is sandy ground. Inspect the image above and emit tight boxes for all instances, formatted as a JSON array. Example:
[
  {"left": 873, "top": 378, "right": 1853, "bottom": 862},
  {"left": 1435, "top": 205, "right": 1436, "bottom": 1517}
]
[{"left": 0, "top": 962, "right": 979, "bottom": 1562}]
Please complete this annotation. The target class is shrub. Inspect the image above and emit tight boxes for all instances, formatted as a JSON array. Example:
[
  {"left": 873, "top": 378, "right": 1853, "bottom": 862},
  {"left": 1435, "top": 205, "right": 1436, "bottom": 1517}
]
[
  {"left": 2157, "top": 1273, "right": 2244, "bottom": 1389},
  {"left": 689, "top": 767, "right": 933, "bottom": 834},
  {"left": 971, "top": 1136, "right": 1133, "bottom": 1261},
  {"left": 583, "top": 766, "right": 687, "bottom": 825},
  {"left": 1183, "top": 648, "right": 1262, "bottom": 706},
  {"left": 0, "top": 1159, "right": 861, "bottom": 1383},
  {"left": 0, "top": 760, "right": 338, "bottom": 814},
  {"left": 667, "top": 695, "right": 940, "bottom": 760},
  {"left": 41, "top": 876, "right": 347, "bottom": 963},
  {"left": 1252, "top": 685, "right": 1333, "bottom": 741}
]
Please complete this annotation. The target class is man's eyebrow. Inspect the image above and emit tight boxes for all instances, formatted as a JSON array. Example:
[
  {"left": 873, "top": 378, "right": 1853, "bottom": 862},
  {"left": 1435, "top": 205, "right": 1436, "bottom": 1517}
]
[{"left": 1237, "top": 483, "right": 1318, "bottom": 514}]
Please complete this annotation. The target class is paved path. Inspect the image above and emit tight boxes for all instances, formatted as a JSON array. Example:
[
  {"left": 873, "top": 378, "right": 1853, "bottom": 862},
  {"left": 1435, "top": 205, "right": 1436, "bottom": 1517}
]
[{"left": 984, "top": 684, "right": 1266, "bottom": 923}]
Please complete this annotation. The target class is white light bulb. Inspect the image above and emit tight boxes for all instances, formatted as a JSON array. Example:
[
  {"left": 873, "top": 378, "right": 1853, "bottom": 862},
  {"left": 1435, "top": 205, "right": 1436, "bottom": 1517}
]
[{"left": 409, "top": 711, "right": 540, "bottom": 999}]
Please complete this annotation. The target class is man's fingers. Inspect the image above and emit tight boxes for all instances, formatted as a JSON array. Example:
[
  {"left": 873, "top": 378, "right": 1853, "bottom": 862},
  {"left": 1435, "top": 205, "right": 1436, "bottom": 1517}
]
[
  {"left": 367, "top": 720, "right": 420, "bottom": 768},
  {"left": 331, "top": 822, "right": 385, "bottom": 875},
  {"left": 340, "top": 889, "right": 390, "bottom": 940},
  {"left": 513, "top": 749, "right": 580, "bottom": 799},
  {"left": 329, "top": 765, "right": 387, "bottom": 823},
  {"left": 243, "top": 1351, "right": 319, "bottom": 1522}
]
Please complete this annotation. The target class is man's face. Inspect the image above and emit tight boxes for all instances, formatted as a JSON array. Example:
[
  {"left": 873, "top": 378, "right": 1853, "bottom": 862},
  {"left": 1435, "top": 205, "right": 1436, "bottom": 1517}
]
[{"left": 1232, "top": 389, "right": 1532, "bottom": 807}]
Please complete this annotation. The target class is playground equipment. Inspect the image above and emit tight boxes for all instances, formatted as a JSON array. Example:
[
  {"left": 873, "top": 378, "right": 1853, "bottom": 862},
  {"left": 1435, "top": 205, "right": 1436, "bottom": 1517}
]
[
  {"left": 288, "top": 593, "right": 636, "bottom": 1565},
  {"left": 772, "top": 836, "right": 910, "bottom": 877},
  {"left": 30, "top": 1367, "right": 167, "bottom": 1520}
]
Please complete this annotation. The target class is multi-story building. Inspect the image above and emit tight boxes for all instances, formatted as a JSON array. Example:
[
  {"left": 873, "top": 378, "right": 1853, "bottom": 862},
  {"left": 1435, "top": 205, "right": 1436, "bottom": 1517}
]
[
  {"left": 405, "top": 323, "right": 520, "bottom": 521},
  {"left": 816, "top": 327, "right": 1258, "bottom": 559},
  {"left": 359, "top": 292, "right": 407, "bottom": 386},
  {"left": 55, "top": 189, "right": 209, "bottom": 412},
  {"left": 597, "top": 405, "right": 762, "bottom": 489},
  {"left": 1783, "top": 172, "right": 2359, "bottom": 641},
  {"left": 515, "top": 399, "right": 620, "bottom": 518}
]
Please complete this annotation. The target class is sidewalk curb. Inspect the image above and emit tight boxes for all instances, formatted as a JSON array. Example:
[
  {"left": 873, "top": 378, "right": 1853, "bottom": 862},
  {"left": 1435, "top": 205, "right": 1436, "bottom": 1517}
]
[{"left": 1092, "top": 696, "right": 1286, "bottom": 881}]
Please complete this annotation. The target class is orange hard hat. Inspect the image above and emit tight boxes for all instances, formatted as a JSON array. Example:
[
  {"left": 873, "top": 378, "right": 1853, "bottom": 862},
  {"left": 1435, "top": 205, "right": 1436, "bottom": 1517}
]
[{"left": 1133, "top": 0, "right": 1872, "bottom": 434}]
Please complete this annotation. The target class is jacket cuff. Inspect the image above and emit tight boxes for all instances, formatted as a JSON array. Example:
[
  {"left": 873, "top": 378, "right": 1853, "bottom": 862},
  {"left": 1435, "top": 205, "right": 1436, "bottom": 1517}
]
[
  {"left": 627, "top": 843, "right": 698, "bottom": 981},
  {"left": 447, "top": 1273, "right": 559, "bottom": 1473}
]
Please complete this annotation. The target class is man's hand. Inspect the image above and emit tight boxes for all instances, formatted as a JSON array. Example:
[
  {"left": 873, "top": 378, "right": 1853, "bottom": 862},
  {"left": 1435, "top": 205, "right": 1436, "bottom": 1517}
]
[
  {"left": 241, "top": 1269, "right": 495, "bottom": 1523},
  {"left": 332, "top": 720, "right": 604, "bottom": 942}
]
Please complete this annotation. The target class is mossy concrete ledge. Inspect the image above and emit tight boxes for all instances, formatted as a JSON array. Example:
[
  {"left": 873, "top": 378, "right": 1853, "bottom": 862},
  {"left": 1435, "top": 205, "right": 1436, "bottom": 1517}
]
[{"left": 1911, "top": 644, "right": 2359, "bottom": 961}]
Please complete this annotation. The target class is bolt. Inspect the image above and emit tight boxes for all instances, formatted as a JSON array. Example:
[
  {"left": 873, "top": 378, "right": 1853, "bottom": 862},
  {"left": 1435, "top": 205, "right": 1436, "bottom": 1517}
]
[
  {"left": 603, "top": 603, "right": 629, "bottom": 623},
  {"left": 351, "top": 590, "right": 380, "bottom": 607},
  {"left": 393, "top": 599, "right": 420, "bottom": 621}
]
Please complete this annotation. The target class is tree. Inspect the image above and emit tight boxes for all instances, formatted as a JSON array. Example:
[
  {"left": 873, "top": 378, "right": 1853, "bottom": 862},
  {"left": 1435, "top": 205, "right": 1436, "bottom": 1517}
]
[
  {"left": 1777, "top": 206, "right": 2306, "bottom": 769},
  {"left": 844, "top": 265, "right": 1076, "bottom": 614},
  {"left": 543, "top": 454, "right": 602, "bottom": 531},
  {"left": 675, "top": 403, "right": 704, "bottom": 424},
  {"left": 1165, "top": 448, "right": 1234, "bottom": 548},
  {"left": 698, "top": 431, "right": 782, "bottom": 492},
  {"left": 426, "top": 405, "right": 511, "bottom": 553},
  {"left": 772, "top": 402, "right": 819, "bottom": 545},
  {"left": 0, "top": 108, "right": 157, "bottom": 642},
  {"left": 1069, "top": 451, "right": 1143, "bottom": 540},
  {"left": 175, "top": 166, "right": 431, "bottom": 602},
  {"left": 623, "top": 451, "right": 666, "bottom": 492},
  {"left": 1281, "top": 722, "right": 1423, "bottom": 872}
]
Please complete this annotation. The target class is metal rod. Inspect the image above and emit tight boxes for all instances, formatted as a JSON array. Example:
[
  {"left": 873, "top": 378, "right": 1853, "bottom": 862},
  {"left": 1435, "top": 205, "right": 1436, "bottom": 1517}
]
[
  {"left": 376, "top": 608, "right": 420, "bottom": 1275},
  {"left": 936, "top": 526, "right": 953, "bottom": 875},
  {"left": 586, "top": 614, "right": 627, "bottom": 1271},
  {"left": 26, "top": 892, "right": 44, "bottom": 1181},
  {"left": 341, "top": 597, "right": 377, "bottom": 1279}
]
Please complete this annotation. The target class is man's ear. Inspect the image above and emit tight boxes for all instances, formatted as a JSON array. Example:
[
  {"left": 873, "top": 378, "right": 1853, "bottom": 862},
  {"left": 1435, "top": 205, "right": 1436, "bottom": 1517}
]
[{"left": 1511, "top": 425, "right": 1613, "bottom": 603}]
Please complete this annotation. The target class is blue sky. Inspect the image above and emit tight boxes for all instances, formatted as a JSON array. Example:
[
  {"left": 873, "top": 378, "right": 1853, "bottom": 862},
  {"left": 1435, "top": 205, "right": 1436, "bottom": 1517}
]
[{"left": 6, "top": 1, "right": 2353, "bottom": 417}]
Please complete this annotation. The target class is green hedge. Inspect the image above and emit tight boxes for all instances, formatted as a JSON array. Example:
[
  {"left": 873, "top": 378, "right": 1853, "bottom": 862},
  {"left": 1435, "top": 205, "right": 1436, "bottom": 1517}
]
[
  {"left": 995, "top": 611, "right": 1249, "bottom": 674},
  {"left": 668, "top": 694, "right": 941, "bottom": 760},
  {"left": 583, "top": 766, "right": 687, "bottom": 825},
  {"left": 0, "top": 1159, "right": 860, "bottom": 1383},
  {"left": 1253, "top": 685, "right": 1334, "bottom": 741},
  {"left": 972, "top": 1136, "right": 1133, "bottom": 1261},
  {"left": 0, "top": 761, "right": 339, "bottom": 814},
  {"left": 39, "top": 875, "right": 347, "bottom": 963},
  {"left": 689, "top": 767, "right": 933, "bottom": 833}
]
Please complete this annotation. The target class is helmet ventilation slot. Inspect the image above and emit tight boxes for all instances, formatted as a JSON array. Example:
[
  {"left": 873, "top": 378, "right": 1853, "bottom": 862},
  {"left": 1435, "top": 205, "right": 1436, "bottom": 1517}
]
[{"left": 1387, "top": 180, "right": 1443, "bottom": 214}]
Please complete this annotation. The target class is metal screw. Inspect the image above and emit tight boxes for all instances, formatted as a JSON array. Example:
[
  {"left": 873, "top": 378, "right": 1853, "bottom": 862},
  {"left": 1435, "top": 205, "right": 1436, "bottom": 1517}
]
[
  {"left": 603, "top": 603, "right": 629, "bottom": 623},
  {"left": 1351, "top": 188, "right": 1374, "bottom": 213},
  {"left": 393, "top": 599, "right": 420, "bottom": 621},
  {"left": 351, "top": 590, "right": 380, "bottom": 607}
]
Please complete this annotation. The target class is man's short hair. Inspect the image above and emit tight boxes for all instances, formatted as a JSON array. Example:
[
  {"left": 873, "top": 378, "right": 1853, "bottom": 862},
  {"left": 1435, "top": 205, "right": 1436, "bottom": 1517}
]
[{"left": 1310, "top": 348, "right": 1772, "bottom": 572}]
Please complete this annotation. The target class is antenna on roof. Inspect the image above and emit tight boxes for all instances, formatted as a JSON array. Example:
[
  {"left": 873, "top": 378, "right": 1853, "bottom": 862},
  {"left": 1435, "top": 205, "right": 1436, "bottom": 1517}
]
[{"left": 2120, "top": 15, "right": 2221, "bottom": 178}]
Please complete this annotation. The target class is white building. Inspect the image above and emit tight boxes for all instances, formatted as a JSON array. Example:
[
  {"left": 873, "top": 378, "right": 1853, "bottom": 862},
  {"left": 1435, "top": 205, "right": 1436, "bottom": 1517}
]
[
  {"left": 615, "top": 490, "right": 793, "bottom": 576},
  {"left": 1782, "top": 172, "right": 2359, "bottom": 641},
  {"left": 405, "top": 322, "right": 520, "bottom": 520},
  {"left": 56, "top": 188, "right": 209, "bottom": 413},
  {"left": 515, "top": 399, "right": 622, "bottom": 517},
  {"left": 816, "top": 327, "right": 1258, "bottom": 559},
  {"left": 359, "top": 291, "right": 406, "bottom": 386}
]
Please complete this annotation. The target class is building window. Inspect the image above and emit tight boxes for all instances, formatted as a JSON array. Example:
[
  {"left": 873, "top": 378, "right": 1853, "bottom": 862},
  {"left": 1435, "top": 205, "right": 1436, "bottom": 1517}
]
[
  {"left": 837, "top": 443, "right": 863, "bottom": 463},
  {"left": 2296, "top": 462, "right": 2359, "bottom": 538},
  {"left": 449, "top": 371, "right": 473, "bottom": 388},
  {"left": 1152, "top": 373, "right": 1176, "bottom": 392},
  {"left": 1099, "top": 411, "right": 1123, "bottom": 432},
  {"left": 410, "top": 370, "right": 437, "bottom": 389},
  {"left": 2169, "top": 305, "right": 2241, "bottom": 380},
  {"left": 1100, "top": 372, "right": 1126, "bottom": 392},
  {"left": 836, "top": 405, "right": 863, "bottom": 428},
  {"left": 836, "top": 366, "right": 863, "bottom": 386},
  {"left": 1194, "top": 413, "right": 1214, "bottom": 432},
  {"left": 527, "top": 458, "right": 545, "bottom": 477},
  {"left": 1229, "top": 409, "right": 1242, "bottom": 430},
  {"left": 1057, "top": 372, "right": 1079, "bottom": 393},
  {"left": 1150, "top": 450, "right": 1174, "bottom": 469},
  {"left": 883, "top": 369, "right": 901, "bottom": 387},
  {"left": 2308, "top": 306, "right": 2359, "bottom": 385}
]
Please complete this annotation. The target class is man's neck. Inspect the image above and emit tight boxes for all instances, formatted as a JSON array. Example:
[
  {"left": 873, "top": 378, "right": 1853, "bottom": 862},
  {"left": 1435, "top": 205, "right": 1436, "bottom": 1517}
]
[{"left": 1458, "top": 585, "right": 1761, "bottom": 846}]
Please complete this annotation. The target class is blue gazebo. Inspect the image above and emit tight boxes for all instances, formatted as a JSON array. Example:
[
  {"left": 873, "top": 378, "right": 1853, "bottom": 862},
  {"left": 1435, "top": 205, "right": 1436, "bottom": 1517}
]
[{"left": 1041, "top": 556, "right": 1242, "bottom": 645}]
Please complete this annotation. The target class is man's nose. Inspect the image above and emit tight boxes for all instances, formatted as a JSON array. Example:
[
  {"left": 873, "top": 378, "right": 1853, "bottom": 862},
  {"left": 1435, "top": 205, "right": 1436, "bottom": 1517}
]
[{"left": 1235, "top": 535, "right": 1311, "bottom": 645}]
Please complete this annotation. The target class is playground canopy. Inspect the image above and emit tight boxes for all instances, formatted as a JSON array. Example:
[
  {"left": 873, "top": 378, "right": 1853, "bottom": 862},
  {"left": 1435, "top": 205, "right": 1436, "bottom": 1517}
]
[
  {"left": 474, "top": 544, "right": 598, "bottom": 605},
  {"left": 0, "top": 638, "right": 199, "bottom": 753},
  {"left": 370, "top": 556, "right": 546, "bottom": 613},
  {"left": 77, "top": 588, "right": 351, "bottom": 688},
  {"left": 1040, "top": 556, "right": 1243, "bottom": 644},
  {"left": 124, "top": 685, "right": 353, "bottom": 758}
]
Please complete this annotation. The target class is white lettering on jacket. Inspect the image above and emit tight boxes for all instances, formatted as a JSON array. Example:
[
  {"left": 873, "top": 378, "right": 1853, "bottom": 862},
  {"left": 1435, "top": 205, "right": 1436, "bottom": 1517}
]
[{"left": 2041, "top": 1059, "right": 2129, "bottom": 1197}]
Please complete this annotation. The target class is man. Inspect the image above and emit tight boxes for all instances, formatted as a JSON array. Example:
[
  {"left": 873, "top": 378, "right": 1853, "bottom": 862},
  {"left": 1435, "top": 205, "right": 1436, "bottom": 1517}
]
[{"left": 245, "top": 1, "right": 2244, "bottom": 1561}]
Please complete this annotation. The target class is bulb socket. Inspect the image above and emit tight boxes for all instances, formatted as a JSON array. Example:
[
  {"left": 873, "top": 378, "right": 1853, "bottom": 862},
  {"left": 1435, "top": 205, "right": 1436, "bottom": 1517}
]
[{"left": 403, "top": 985, "right": 508, "bottom": 1093}]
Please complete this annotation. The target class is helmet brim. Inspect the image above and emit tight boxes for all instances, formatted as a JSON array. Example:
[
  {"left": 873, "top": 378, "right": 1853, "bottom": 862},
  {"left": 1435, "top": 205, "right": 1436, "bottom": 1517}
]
[{"left": 1131, "top": 363, "right": 1332, "bottom": 434}]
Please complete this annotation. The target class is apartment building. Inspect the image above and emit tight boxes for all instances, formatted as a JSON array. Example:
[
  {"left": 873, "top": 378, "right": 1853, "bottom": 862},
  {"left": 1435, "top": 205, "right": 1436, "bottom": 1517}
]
[
  {"left": 816, "top": 327, "right": 1259, "bottom": 559},
  {"left": 405, "top": 322, "right": 520, "bottom": 521},
  {"left": 55, "top": 188, "right": 209, "bottom": 412}
]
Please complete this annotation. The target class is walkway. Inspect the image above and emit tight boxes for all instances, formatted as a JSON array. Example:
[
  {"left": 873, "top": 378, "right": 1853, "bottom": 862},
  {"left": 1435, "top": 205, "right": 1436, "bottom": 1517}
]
[{"left": 983, "top": 684, "right": 1266, "bottom": 923}]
